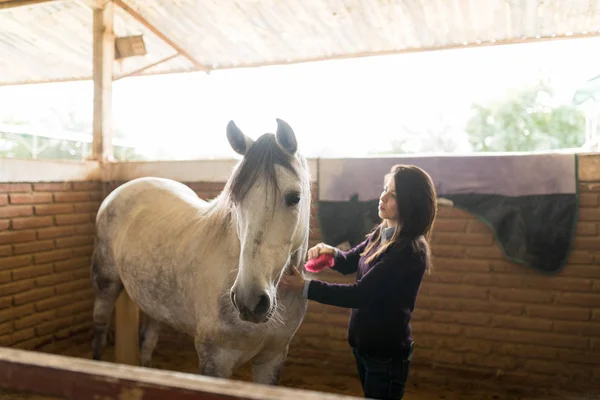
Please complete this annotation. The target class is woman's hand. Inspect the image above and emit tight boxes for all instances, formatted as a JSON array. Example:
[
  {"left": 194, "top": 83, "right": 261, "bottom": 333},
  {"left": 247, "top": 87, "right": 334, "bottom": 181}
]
[
  {"left": 307, "top": 243, "right": 336, "bottom": 259},
  {"left": 278, "top": 265, "right": 305, "bottom": 294}
]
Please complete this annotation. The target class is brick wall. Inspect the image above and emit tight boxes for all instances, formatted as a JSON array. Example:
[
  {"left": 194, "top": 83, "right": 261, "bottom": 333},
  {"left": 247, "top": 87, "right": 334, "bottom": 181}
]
[
  {"left": 0, "top": 182, "right": 102, "bottom": 353},
  {"left": 1, "top": 176, "right": 598, "bottom": 394}
]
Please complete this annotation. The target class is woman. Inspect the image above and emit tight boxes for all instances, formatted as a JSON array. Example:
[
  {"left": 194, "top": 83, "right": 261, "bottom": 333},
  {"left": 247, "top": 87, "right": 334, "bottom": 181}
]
[{"left": 279, "top": 164, "right": 437, "bottom": 400}]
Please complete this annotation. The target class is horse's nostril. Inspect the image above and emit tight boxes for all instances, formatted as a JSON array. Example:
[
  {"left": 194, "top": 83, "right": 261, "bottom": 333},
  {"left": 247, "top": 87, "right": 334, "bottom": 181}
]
[
  {"left": 230, "top": 291, "right": 238, "bottom": 310},
  {"left": 253, "top": 294, "right": 270, "bottom": 317}
]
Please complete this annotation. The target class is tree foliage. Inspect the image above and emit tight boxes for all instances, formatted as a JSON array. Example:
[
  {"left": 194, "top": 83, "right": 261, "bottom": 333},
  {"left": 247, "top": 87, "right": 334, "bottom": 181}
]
[{"left": 465, "top": 80, "right": 586, "bottom": 152}]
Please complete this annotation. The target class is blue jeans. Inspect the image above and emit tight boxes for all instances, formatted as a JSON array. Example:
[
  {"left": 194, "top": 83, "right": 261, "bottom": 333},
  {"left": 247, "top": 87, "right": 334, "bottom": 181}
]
[{"left": 352, "top": 344, "right": 413, "bottom": 400}]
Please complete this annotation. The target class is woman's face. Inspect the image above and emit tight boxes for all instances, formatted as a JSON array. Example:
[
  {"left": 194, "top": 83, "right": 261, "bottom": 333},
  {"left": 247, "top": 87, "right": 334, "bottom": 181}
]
[{"left": 378, "top": 176, "right": 399, "bottom": 223}]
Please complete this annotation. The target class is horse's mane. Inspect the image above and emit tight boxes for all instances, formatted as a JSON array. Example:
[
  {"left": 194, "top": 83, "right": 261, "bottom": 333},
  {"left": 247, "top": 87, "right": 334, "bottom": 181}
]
[{"left": 222, "top": 133, "right": 302, "bottom": 207}]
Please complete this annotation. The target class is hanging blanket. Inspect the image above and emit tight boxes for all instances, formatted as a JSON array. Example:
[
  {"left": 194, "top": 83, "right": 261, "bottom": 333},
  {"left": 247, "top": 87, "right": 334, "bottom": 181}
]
[{"left": 317, "top": 154, "right": 579, "bottom": 274}]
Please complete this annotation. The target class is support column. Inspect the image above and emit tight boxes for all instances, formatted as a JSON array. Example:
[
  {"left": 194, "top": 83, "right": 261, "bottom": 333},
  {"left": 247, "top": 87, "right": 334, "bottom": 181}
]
[{"left": 92, "top": 1, "right": 114, "bottom": 162}]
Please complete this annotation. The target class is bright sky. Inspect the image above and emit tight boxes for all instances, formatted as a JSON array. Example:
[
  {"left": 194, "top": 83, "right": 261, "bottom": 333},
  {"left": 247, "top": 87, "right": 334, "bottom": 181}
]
[{"left": 0, "top": 36, "right": 599, "bottom": 159}]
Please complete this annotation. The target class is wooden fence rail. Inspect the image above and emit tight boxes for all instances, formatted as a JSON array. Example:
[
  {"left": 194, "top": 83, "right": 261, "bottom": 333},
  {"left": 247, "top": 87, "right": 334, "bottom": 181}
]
[{"left": 0, "top": 347, "right": 359, "bottom": 400}]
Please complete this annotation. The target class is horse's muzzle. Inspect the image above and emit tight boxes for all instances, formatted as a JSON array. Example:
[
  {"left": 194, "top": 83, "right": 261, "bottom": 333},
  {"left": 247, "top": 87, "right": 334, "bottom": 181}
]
[{"left": 230, "top": 290, "right": 271, "bottom": 324}]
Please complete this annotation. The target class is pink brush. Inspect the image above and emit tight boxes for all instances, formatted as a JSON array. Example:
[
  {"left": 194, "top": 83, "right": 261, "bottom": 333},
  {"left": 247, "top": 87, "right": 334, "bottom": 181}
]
[{"left": 304, "top": 253, "right": 335, "bottom": 273}]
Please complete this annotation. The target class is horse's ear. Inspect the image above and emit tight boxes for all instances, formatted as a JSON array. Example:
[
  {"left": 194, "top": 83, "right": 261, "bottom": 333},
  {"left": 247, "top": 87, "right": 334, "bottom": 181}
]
[
  {"left": 226, "top": 120, "right": 254, "bottom": 156},
  {"left": 275, "top": 118, "right": 297, "bottom": 155}
]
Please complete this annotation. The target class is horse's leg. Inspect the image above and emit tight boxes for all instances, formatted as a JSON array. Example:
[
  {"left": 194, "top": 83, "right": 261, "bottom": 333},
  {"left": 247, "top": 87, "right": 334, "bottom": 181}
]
[
  {"left": 194, "top": 337, "right": 243, "bottom": 379},
  {"left": 91, "top": 247, "right": 123, "bottom": 361},
  {"left": 250, "top": 348, "right": 288, "bottom": 385},
  {"left": 139, "top": 315, "right": 161, "bottom": 368}
]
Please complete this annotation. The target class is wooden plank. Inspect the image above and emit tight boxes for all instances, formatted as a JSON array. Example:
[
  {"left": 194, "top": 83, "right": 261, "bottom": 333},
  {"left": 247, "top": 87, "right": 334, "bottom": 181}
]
[
  {"left": 115, "top": 290, "right": 139, "bottom": 366},
  {"left": 92, "top": 1, "right": 114, "bottom": 162},
  {"left": 0, "top": 347, "right": 359, "bottom": 399},
  {"left": 0, "top": 0, "right": 55, "bottom": 9}
]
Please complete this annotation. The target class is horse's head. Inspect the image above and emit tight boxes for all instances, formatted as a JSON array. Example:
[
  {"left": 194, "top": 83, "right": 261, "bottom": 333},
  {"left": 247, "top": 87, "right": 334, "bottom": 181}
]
[{"left": 224, "top": 118, "right": 311, "bottom": 324}]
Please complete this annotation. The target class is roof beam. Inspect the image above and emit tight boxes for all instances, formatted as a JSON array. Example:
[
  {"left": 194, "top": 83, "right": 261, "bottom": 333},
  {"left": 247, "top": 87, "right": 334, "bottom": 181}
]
[
  {"left": 112, "top": 0, "right": 209, "bottom": 71},
  {"left": 0, "top": 0, "right": 56, "bottom": 9}
]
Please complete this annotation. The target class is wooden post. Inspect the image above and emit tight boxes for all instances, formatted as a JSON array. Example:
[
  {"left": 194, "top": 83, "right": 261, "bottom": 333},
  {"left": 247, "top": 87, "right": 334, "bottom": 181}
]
[
  {"left": 92, "top": 1, "right": 114, "bottom": 162},
  {"left": 115, "top": 290, "right": 139, "bottom": 366}
]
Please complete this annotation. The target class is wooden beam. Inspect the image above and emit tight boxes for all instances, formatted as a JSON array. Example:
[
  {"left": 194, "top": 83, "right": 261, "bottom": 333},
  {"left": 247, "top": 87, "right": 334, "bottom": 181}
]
[
  {"left": 0, "top": 0, "right": 55, "bottom": 9},
  {"left": 114, "top": 53, "right": 180, "bottom": 80},
  {"left": 114, "top": 290, "right": 139, "bottom": 366},
  {"left": 92, "top": 1, "right": 114, "bottom": 162},
  {"left": 112, "top": 0, "right": 209, "bottom": 71},
  {"left": 0, "top": 347, "right": 359, "bottom": 399}
]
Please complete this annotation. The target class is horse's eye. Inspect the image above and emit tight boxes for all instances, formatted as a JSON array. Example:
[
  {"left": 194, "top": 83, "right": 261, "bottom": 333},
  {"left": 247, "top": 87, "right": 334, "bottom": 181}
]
[{"left": 285, "top": 192, "right": 301, "bottom": 207}]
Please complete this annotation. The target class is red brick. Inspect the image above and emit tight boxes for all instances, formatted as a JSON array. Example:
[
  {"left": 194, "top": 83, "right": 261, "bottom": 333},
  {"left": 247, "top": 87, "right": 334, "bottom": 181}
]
[
  {"left": 431, "top": 259, "right": 490, "bottom": 273},
  {"left": 0, "top": 205, "right": 33, "bottom": 219},
  {"left": 432, "top": 311, "right": 491, "bottom": 326},
  {"left": 32, "top": 183, "right": 71, "bottom": 192},
  {"left": 554, "top": 321, "right": 600, "bottom": 337},
  {"left": 492, "top": 315, "right": 552, "bottom": 332},
  {"left": 13, "top": 287, "right": 55, "bottom": 306},
  {"left": 416, "top": 296, "right": 462, "bottom": 311},
  {"left": 11, "top": 328, "right": 35, "bottom": 344},
  {"left": 12, "top": 263, "right": 53, "bottom": 281},
  {"left": 593, "top": 309, "right": 600, "bottom": 321},
  {"left": 424, "top": 272, "right": 462, "bottom": 284},
  {"left": 464, "top": 326, "right": 588, "bottom": 349},
  {"left": 430, "top": 245, "right": 465, "bottom": 258},
  {"left": 462, "top": 299, "right": 524, "bottom": 316},
  {"left": 572, "top": 236, "right": 600, "bottom": 251},
  {"left": 467, "top": 220, "right": 491, "bottom": 233},
  {"left": 54, "top": 257, "right": 89, "bottom": 273},
  {"left": 33, "top": 249, "right": 71, "bottom": 264},
  {"left": 462, "top": 274, "right": 492, "bottom": 285},
  {"left": 9, "top": 193, "right": 52, "bottom": 205},
  {"left": 0, "top": 220, "right": 8, "bottom": 231},
  {"left": 37, "top": 226, "right": 74, "bottom": 239},
  {"left": 464, "top": 353, "right": 517, "bottom": 370},
  {"left": 578, "top": 208, "right": 600, "bottom": 221},
  {"left": 496, "top": 344, "right": 557, "bottom": 360},
  {"left": 0, "top": 183, "right": 31, "bottom": 193},
  {"left": 560, "top": 264, "right": 600, "bottom": 278},
  {"left": 432, "top": 233, "right": 494, "bottom": 246},
  {"left": 14, "top": 310, "right": 56, "bottom": 330},
  {"left": 0, "top": 255, "right": 32, "bottom": 270},
  {"left": 432, "top": 219, "right": 467, "bottom": 232},
  {"left": 0, "top": 245, "right": 11, "bottom": 257},
  {"left": 74, "top": 202, "right": 100, "bottom": 213},
  {"left": 12, "top": 240, "right": 54, "bottom": 255},
  {"left": 36, "top": 315, "right": 74, "bottom": 336},
  {"left": 0, "top": 194, "right": 7, "bottom": 206},
  {"left": 35, "top": 293, "right": 79, "bottom": 312},
  {"left": 72, "top": 182, "right": 102, "bottom": 191},
  {"left": 0, "top": 271, "right": 10, "bottom": 284},
  {"left": 0, "top": 230, "right": 36, "bottom": 245},
  {"left": 491, "top": 288, "right": 554, "bottom": 304},
  {"left": 556, "top": 292, "right": 600, "bottom": 307},
  {"left": 75, "top": 224, "right": 95, "bottom": 234},
  {"left": 55, "top": 213, "right": 92, "bottom": 226},
  {"left": 526, "top": 305, "right": 590, "bottom": 321},
  {"left": 54, "top": 192, "right": 89, "bottom": 203},
  {"left": 72, "top": 245, "right": 93, "bottom": 257},
  {"left": 466, "top": 246, "right": 505, "bottom": 260},
  {"left": 579, "top": 193, "right": 599, "bottom": 207},
  {"left": 34, "top": 203, "right": 74, "bottom": 216},
  {"left": 55, "top": 278, "right": 91, "bottom": 295},
  {"left": 565, "top": 252, "right": 595, "bottom": 265},
  {"left": 11, "top": 216, "right": 54, "bottom": 230},
  {"left": 55, "top": 235, "right": 94, "bottom": 249},
  {"left": 0, "top": 304, "right": 35, "bottom": 323},
  {"left": 424, "top": 284, "right": 488, "bottom": 299},
  {"left": 411, "top": 321, "right": 462, "bottom": 336},
  {"left": 575, "top": 222, "right": 597, "bottom": 236},
  {"left": 89, "top": 191, "right": 103, "bottom": 201},
  {"left": 0, "top": 279, "right": 35, "bottom": 296}
]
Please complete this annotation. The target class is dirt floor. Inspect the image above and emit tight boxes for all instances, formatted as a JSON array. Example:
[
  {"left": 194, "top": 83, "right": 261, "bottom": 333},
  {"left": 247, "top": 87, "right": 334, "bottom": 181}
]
[{"left": 0, "top": 331, "right": 596, "bottom": 400}]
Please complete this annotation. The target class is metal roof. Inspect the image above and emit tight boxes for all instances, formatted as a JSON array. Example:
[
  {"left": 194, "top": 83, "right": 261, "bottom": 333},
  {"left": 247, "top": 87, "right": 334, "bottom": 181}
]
[{"left": 1, "top": 0, "right": 600, "bottom": 86}]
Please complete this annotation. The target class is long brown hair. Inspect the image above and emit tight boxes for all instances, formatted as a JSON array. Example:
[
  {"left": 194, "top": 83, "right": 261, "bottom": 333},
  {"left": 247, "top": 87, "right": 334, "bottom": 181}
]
[{"left": 360, "top": 164, "right": 437, "bottom": 272}]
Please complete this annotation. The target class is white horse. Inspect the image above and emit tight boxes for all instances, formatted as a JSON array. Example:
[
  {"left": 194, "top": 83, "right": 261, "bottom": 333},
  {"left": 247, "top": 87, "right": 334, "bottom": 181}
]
[{"left": 91, "top": 119, "right": 311, "bottom": 385}]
